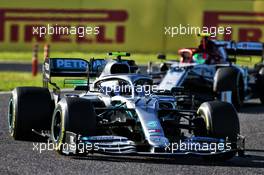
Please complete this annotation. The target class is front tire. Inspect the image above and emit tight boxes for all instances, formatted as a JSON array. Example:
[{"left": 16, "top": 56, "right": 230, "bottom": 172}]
[
  {"left": 196, "top": 101, "right": 240, "bottom": 161},
  {"left": 50, "top": 97, "right": 96, "bottom": 154}
]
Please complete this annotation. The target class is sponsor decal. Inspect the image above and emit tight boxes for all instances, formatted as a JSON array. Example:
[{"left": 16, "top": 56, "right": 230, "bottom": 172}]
[
  {"left": 0, "top": 8, "right": 128, "bottom": 44},
  {"left": 148, "top": 129, "right": 161, "bottom": 132},
  {"left": 147, "top": 121, "right": 158, "bottom": 128},
  {"left": 204, "top": 11, "right": 264, "bottom": 41},
  {"left": 55, "top": 59, "right": 88, "bottom": 70}
]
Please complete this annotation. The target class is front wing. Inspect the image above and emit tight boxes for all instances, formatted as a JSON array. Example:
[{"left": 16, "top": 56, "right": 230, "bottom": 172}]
[{"left": 61, "top": 131, "right": 245, "bottom": 158}]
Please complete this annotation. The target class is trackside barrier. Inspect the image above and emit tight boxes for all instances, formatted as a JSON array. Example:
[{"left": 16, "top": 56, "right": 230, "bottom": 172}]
[
  {"left": 32, "top": 44, "right": 38, "bottom": 76},
  {"left": 0, "top": 0, "right": 264, "bottom": 52}
]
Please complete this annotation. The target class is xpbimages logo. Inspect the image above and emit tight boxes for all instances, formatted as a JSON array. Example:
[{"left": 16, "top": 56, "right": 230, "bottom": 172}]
[
  {"left": 164, "top": 24, "right": 232, "bottom": 37},
  {"left": 164, "top": 141, "right": 232, "bottom": 153},
  {"left": 32, "top": 24, "right": 100, "bottom": 38},
  {"left": 32, "top": 141, "right": 100, "bottom": 154},
  {"left": 98, "top": 84, "right": 165, "bottom": 96}
]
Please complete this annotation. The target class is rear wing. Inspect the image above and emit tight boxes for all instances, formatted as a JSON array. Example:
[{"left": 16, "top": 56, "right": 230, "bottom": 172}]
[
  {"left": 43, "top": 58, "right": 89, "bottom": 78},
  {"left": 214, "top": 40, "right": 264, "bottom": 57},
  {"left": 42, "top": 56, "right": 136, "bottom": 89},
  {"left": 43, "top": 58, "right": 91, "bottom": 89}
]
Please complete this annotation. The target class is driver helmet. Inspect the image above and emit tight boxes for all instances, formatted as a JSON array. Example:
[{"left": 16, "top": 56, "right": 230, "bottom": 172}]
[{"left": 178, "top": 49, "right": 193, "bottom": 63}]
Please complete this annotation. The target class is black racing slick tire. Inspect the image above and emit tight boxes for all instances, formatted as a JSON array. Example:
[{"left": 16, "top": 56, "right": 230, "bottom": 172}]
[
  {"left": 197, "top": 101, "right": 240, "bottom": 141},
  {"left": 197, "top": 101, "right": 240, "bottom": 161},
  {"left": 214, "top": 67, "right": 244, "bottom": 110},
  {"left": 50, "top": 97, "right": 96, "bottom": 154},
  {"left": 258, "top": 67, "right": 264, "bottom": 104},
  {"left": 8, "top": 87, "right": 54, "bottom": 140}
]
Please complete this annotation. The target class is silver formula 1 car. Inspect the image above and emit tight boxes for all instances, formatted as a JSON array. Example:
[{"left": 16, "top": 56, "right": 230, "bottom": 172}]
[
  {"left": 8, "top": 53, "right": 245, "bottom": 161},
  {"left": 155, "top": 37, "right": 264, "bottom": 110}
]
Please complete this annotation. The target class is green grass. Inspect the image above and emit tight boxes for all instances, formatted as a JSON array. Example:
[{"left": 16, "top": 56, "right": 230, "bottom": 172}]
[
  {"left": 0, "top": 71, "right": 77, "bottom": 91},
  {"left": 235, "top": 56, "right": 262, "bottom": 67},
  {"left": 0, "top": 72, "right": 43, "bottom": 91}
]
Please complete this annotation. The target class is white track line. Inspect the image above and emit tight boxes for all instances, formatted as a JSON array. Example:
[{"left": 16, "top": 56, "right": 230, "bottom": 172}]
[{"left": 0, "top": 91, "right": 11, "bottom": 95}]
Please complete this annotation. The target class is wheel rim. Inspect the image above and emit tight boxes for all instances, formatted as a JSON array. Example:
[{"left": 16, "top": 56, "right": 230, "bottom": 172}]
[
  {"left": 8, "top": 99, "right": 14, "bottom": 135},
  {"left": 52, "top": 111, "right": 62, "bottom": 142}
]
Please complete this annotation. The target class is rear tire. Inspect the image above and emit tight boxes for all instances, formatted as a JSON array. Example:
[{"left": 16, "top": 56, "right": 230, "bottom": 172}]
[
  {"left": 50, "top": 97, "right": 96, "bottom": 154},
  {"left": 8, "top": 87, "right": 54, "bottom": 140},
  {"left": 197, "top": 101, "right": 240, "bottom": 161}
]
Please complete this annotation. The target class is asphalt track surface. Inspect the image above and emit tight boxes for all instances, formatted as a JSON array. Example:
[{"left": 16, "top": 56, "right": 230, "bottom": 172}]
[
  {"left": 0, "top": 63, "right": 42, "bottom": 72},
  {"left": 0, "top": 93, "right": 264, "bottom": 175}
]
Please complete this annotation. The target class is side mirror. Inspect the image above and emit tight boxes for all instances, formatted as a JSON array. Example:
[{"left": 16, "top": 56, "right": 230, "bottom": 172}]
[
  {"left": 160, "top": 63, "right": 169, "bottom": 72},
  {"left": 157, "top": 54, "right": 166, "bottom": 60}
]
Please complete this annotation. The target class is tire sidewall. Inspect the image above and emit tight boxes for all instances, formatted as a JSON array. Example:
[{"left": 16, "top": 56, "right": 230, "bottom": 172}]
[
  {"left": 9, "top": 88, "right": 27, "bottom": 139},
  {"left": 51, "top": 101, "right": 67, "bottom": 152},
  {"left": 8, "top": 97, "right": 16, "bottom": 137},
  {"left": 197, "top": 101, "right": 239, "bottom": 141},
  {"left": 232, "top": 71, "right": 244, "bottom": 109}
]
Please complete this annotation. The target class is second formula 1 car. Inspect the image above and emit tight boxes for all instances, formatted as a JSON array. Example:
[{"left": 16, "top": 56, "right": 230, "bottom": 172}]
[{"left": 156, "top": 35, "right": 264, "bottom": 110}]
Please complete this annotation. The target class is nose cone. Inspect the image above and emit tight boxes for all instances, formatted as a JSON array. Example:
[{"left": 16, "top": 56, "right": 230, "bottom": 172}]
[{"left": 148, "top": 136, "right": 170, "bottom": 152}]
